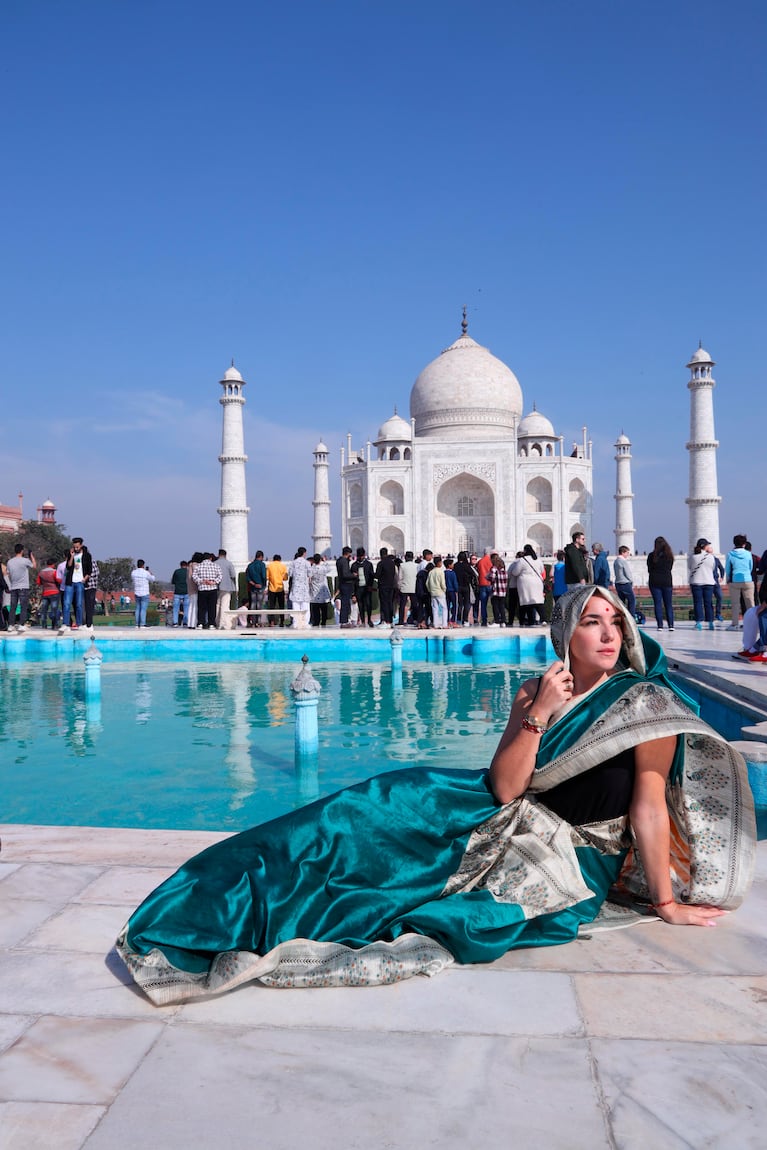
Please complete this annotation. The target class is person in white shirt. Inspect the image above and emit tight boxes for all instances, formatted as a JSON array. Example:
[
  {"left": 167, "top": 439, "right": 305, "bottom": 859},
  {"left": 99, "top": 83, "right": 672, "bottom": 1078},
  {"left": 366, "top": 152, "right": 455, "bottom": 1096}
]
[{"left": 131, "top": 560, "right": 156, "bottom": 628}]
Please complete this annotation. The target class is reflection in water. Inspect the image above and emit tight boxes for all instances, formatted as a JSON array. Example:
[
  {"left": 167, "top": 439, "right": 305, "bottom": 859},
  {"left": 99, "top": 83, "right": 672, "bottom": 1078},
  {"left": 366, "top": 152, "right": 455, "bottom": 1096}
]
[
  {"left": 267, "top": 688, "right": 289, "bottom": 727},
  {"left": 222, "top": 668, "right": 254, "bottom": 811},
  {"left": 135, "top": 673, "right": 152, "bottom": 725},
  {"left": 2, "top": 659, "right": 537, "bottom": 830},
  {"left": 295, "top": 751, "right": 320, "bottom": 805}
]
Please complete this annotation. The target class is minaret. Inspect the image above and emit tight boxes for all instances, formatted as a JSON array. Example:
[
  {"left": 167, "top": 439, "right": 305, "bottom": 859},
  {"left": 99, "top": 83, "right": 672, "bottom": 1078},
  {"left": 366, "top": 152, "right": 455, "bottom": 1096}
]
[
  {"left": 312, "top": 440, "right": 332, "bottom": 556},
  {"left": 685, "top": 344, "right": 721, "bottom": 555},
  {"left": 217, "top": 362, "right": 250, "bottom": 576},
  {"left": 613, "top": 432, "right": 636, "bottom": 552}
]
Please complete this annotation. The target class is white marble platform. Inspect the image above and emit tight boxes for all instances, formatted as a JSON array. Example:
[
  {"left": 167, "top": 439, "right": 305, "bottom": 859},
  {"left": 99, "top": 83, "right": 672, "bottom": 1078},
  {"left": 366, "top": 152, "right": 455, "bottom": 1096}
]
[{"left": 1, "top": 823, "right": 766, "bottom": 1150}]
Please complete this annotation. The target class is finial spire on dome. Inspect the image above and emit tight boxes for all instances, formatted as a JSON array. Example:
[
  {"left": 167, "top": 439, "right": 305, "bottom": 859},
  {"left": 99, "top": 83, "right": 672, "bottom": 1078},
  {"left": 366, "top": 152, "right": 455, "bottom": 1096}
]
[{"left": 461, "top": 305, "right": 468, "bottom": 337}]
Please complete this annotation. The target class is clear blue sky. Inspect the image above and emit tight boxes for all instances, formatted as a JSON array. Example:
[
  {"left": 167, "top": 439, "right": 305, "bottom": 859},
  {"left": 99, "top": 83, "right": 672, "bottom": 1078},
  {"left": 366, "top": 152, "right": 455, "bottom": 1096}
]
[{"left": 2, "top": 0, "right": 764, "bottom": 578}]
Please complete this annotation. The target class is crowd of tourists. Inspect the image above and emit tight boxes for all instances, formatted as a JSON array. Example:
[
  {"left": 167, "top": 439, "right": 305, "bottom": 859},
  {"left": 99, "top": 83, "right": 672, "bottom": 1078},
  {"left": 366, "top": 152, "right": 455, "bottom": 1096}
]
[{"left": 3, "top": 532, "right": 765, "bottom": 655}]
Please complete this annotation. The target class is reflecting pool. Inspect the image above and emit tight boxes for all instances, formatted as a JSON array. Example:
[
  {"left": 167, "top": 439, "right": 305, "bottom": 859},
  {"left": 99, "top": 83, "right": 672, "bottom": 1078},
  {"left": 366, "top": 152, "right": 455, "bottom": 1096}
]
[{"left": 2, "top": 659, "right": 544, "bottom": 831}]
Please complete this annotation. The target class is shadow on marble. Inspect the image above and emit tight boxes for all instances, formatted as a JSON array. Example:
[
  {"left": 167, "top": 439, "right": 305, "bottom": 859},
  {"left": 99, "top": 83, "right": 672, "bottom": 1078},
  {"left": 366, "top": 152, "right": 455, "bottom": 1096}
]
[{"left": 0, "top": 951, "right": 177, "bottom": 1020}]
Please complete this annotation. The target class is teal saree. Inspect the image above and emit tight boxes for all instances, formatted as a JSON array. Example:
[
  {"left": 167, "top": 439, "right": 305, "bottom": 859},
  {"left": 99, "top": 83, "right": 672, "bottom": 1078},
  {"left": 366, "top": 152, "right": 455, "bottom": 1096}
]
[{"left": 116, "top": 634, "right": 756, "bottom": 1005}]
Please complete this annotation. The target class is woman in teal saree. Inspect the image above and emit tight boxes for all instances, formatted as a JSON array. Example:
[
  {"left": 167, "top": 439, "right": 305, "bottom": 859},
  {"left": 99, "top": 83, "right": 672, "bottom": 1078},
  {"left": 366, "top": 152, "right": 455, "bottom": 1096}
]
[{"left": 117, "top": 587, "right": 756, "bottom": 1005}]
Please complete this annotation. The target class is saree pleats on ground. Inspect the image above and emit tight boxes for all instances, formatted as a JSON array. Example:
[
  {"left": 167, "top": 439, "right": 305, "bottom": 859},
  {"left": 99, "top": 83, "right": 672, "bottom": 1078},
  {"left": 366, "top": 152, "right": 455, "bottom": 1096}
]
[{"left": 117, "top": 638, "right": 756, "bottom": 1005}]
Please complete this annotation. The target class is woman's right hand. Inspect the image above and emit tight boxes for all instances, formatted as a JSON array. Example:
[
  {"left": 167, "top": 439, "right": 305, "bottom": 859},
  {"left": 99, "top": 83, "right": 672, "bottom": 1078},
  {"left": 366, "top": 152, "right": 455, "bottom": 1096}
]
[
  {"left": 529, "top": 662, "right": 575, "bottom": 725},
  {"left": 656, "top": 902, "right": 727, "bottom": 927}
]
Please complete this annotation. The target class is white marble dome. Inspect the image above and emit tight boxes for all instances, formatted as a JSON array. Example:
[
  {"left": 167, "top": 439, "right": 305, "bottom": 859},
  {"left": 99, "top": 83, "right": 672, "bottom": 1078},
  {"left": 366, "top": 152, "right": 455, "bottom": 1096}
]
[
  {"left": 409, "top": 333, "right": 523, "bottom": 440},
  {"left": 376, "top": 412, "right": 412, "bottom": 442},
  {"left": 688, "top": 346, "right": 713, "bottom": 365},
  {"left": 518, "top": 409, "right": 555, "bottom": 438},
  {"left": 314, "top": 440, "right": 329, "bottom": 453},
  {"left": 223, "top": 364, "right": 243, "bottom": 382}
]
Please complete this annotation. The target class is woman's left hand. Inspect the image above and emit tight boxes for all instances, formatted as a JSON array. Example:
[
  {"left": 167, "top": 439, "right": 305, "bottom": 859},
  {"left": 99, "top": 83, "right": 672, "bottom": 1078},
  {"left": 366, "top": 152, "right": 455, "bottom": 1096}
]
[{"left": 656, "top": 902, "right": 728, "bottom": 927}]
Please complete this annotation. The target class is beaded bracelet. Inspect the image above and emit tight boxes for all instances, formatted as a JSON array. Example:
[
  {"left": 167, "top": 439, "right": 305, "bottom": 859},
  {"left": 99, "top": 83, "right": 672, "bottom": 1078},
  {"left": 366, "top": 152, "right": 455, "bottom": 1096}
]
[
  {"left": 521, "top": 715, "right": 547, "bottom": 735},
  {"left": 650, "top": 898, "right": 675, "bottom": 909}
]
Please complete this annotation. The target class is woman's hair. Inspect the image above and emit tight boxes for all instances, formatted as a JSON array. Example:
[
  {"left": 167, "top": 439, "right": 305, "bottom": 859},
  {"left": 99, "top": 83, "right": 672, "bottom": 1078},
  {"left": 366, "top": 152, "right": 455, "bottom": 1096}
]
[
  {"left": 694, "top": 542, "right": 703, "bottom": 555},
  {"left": 191, "top": 551, "right": 204, "bottom": 563},
  {"left": 457, "top": 551, "right": 468, "bottom": 564},
  {"left": 652, "top": 537, "right": 673, "bottom": 561},
  {"left": 523, "top": 544, "right": 537, "bottom": 559}
]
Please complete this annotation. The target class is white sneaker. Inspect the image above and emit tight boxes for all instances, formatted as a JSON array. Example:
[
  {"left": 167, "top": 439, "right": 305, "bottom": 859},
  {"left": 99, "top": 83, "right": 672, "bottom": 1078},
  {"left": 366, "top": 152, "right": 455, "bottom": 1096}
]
[
  {"left": 726, "top": 624, "right": 741, "bottom": 631},
  {"left": 16, "top": 624, "right": 26, "bottom": 632}
]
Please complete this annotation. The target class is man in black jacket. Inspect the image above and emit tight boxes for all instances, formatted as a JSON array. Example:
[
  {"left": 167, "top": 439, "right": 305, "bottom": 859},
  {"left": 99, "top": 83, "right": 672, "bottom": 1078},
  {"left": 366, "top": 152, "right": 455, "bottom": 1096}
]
[
  {"left": 564, "top": 531, "right": 590, "bottom": 591},
  {"left": 335, "top": 547, "right": 355, "bottom": 628},
  {"left": 375, "top": 547, "right": 398, "bottom": 625},
  {"left": 352, "top": 547, "right": 375, "bottom": 627}
]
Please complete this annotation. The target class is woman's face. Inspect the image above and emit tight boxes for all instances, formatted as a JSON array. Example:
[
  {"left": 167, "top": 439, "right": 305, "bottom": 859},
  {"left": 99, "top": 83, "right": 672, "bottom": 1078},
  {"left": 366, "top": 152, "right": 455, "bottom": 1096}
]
[{"left": 567, "top": 595, "right": 624, "bottom": 676}]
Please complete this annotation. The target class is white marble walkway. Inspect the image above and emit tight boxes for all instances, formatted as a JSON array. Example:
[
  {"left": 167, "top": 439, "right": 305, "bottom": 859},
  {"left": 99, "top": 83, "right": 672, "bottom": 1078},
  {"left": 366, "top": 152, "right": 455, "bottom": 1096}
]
[{"left": 1, "top": 823, "right": 766, "bottom": 1150}]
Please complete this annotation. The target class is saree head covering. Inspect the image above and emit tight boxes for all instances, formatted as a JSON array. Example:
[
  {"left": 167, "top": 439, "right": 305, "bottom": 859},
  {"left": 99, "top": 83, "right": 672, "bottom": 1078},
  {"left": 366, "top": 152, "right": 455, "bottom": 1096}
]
[{"left": 550, "top": 585, "right": 646, "bottom": 674}]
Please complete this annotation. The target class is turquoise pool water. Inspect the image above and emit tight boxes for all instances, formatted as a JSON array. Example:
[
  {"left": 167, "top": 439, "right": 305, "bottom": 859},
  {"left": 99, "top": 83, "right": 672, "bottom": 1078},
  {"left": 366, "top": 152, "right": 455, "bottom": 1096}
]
[
  {"left": 2, "top": 659, "right": 542, "bottom": 831},
  {"left": 3, "top": 637, "right": 765, "bottom": 837}
]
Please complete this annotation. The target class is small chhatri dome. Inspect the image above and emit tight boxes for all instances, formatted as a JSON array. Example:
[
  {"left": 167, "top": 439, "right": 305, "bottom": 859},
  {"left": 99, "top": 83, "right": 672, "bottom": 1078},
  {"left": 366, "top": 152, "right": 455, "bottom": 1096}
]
[
  {"left": 615, "top": 431, "right": 631, "bottom": 445},
  {"left": 223, "top": 362, "right": 243, "bottom": 382},
  {"left": 410, "top": 325, "right": 523, "bottom": 441},
  {"left": 314, "top": 440, "right": 329, "bottom": 453},
  {"left": 518, "top": 407, "right": 555, "bottom": 438},
  {"left": 42, "top": 499, "right": 56, "bottom": 508},
  {"left": 688, "top": 344, "right": 714, "bottom": 367},
  {"left": 376, "top": 410, "right": 412, "bottom": 443}
]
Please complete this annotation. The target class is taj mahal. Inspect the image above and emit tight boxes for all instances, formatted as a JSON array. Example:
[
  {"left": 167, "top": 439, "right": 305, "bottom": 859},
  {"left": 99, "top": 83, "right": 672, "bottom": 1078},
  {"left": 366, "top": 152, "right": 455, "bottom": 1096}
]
[
  {"left": 215, "top": 318, "right": 721, "bottom": 572},
  {"left": 331, "top": 313, "right": 593, "bottom": 560},
  {"left": 304, "top": 318, "right": 720, "bottom": 565}
]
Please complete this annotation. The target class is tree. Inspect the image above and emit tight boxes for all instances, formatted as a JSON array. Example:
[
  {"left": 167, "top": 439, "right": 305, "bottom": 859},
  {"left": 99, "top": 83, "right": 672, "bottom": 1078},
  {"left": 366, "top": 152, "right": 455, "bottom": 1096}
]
[
  {"left": 97, "top": 558, "right": 135, "bottom": 594},
  {"left": 6, "top": 520, "right": 73, "bottom": 564}
]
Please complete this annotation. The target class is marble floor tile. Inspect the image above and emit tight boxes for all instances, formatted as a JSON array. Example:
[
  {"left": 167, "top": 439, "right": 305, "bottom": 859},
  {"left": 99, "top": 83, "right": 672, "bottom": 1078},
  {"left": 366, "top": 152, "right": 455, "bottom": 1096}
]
[
  {"left": 0, "top": 1017, "right": 32, "bottom": 1057},
  {"left": 0, "top": 900, "right": 62, "bottom": 948},
  {"left": 593, "top": 1038, "right": 767, "bottom": 1149},
  {"left": 0, "top": 1101, "right": 106, "bottom": 1150},
  {"left": 84, "top": 1028, "right": 610, "bottom": 1150},
  {"left": 177, "top": 968, "right": 583, "bottom": 1037},
  {"left": 73, "top": 866, "right": 175, "bottom": 905},
  {"left": 0, "top": 1016, "right": 162, "bottom": 1105},
  {"left": 0, "top": 864, "right": 22, "bottom": 883},
  {"left": 575, "top": 973, "right": 767, "bottom": 1043},
  {"left": 0, "top": 825, "right": 229, "bottom": 867},
  {"left": 0, "top": 951, "right": 176, "bottom": 1020},
  {"left": 22, "top": 903, "right": 137, "bottom": 953},
  {"left": 0, "top": 864, "right": 104, "bottom": 905}
]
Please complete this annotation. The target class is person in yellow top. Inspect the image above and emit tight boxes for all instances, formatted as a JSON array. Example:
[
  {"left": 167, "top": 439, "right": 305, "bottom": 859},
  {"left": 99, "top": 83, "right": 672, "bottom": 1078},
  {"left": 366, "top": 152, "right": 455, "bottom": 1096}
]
[{"left": 266, "top": 554, "right": 289, "bottom": 627}]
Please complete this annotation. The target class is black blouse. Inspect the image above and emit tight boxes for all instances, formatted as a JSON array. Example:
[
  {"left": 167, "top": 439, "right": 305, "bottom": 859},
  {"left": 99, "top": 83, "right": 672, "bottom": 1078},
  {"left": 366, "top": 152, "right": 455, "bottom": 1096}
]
[{"left": 539, "top": 747, "right": 636, "bottom": 825}]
